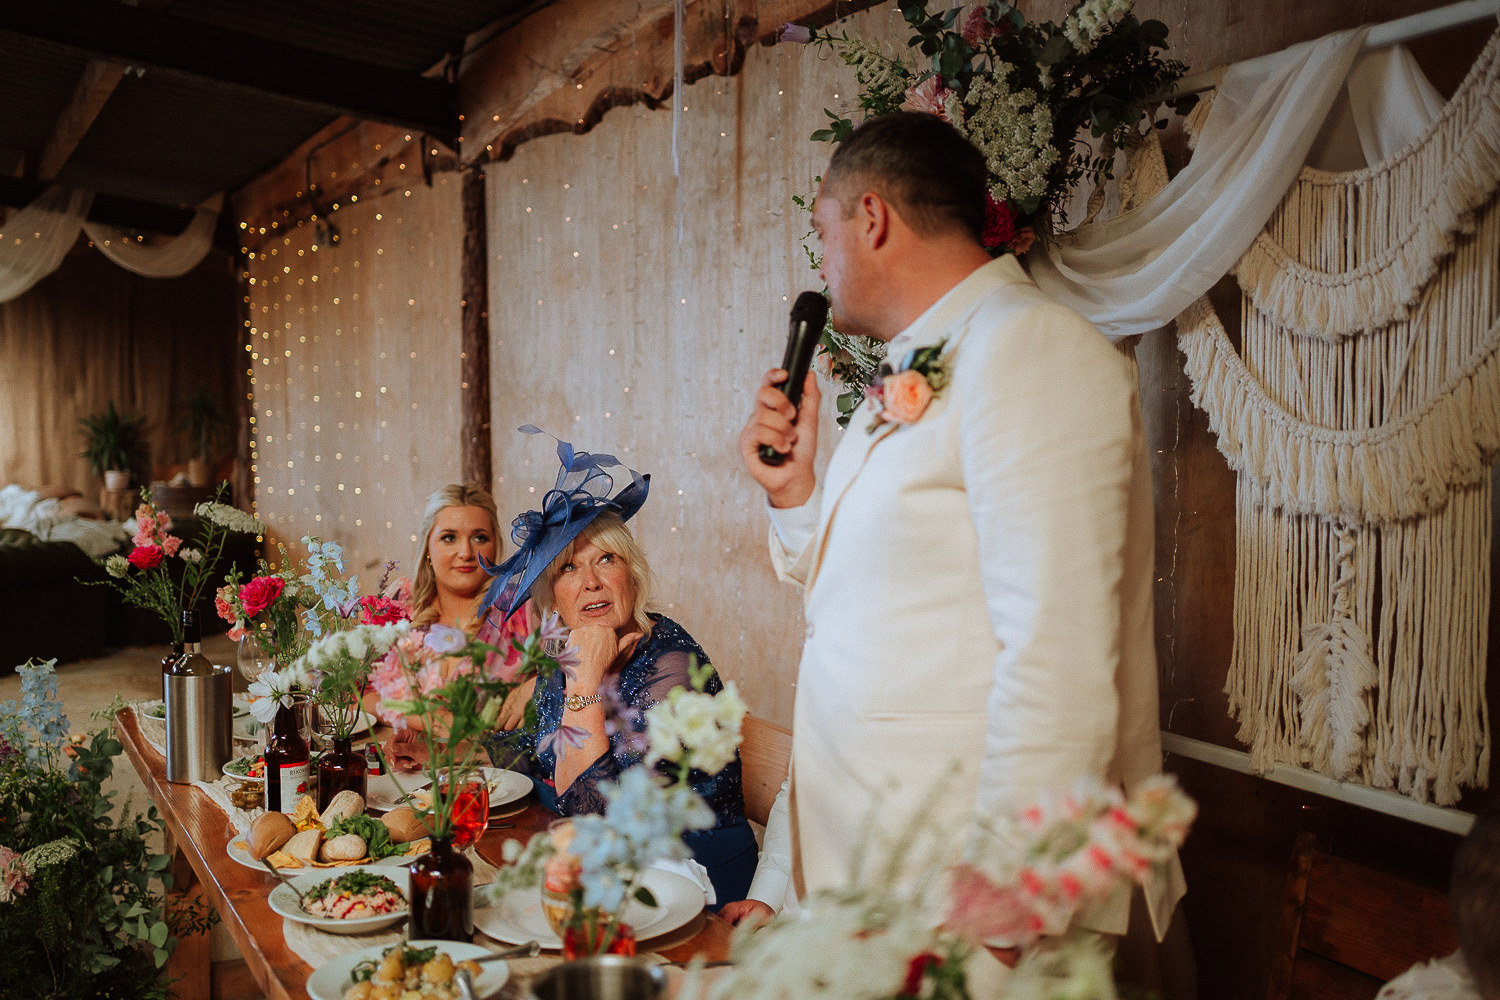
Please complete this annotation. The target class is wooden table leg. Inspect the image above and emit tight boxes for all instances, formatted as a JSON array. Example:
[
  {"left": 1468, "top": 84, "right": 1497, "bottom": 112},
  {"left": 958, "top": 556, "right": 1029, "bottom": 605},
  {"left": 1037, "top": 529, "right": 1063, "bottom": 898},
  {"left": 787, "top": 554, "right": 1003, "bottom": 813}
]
[{"left": 164, "top": 828, "right": 213, "bottom": 1000}]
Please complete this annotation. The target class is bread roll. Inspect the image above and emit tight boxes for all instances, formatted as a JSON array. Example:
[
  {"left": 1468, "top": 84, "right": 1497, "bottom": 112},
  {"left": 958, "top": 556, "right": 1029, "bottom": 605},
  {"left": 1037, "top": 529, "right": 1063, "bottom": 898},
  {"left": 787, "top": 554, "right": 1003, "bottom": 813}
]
[
  {"left": 246, "top": 811, "right": 297, "bottom": 860},
  {"left": 283, "top": 827, "right": 323, "bottom": 866},
  {"left": 321, "top": 833, "right": 367, "bottom": 862},
  {"left": 318, "top": 789, "right": 365, "bottom": 827},
  {"left": 381, "top": 806, "right": 428, "bottom": 844}
]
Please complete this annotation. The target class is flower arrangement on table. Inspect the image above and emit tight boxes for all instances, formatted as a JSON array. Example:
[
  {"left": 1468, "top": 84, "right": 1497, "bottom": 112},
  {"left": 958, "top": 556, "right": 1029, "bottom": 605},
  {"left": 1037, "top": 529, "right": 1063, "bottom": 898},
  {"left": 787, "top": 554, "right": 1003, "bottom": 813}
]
[
  {"left": 782, "top": 0, "right": 1197, "bottom": 420},
  {"left": 369, "top": 611, "right": 571, "bottom": 842},
  {"left": 0, "top": 661, "right": 215, "bottom": 999},
  {"left": 91, "top": 487, "right": 262, "bottom": 646},
  {"left": 683, "top": 774, "right": 1195, "bottom": 1000},
  {"left": 220, "top": 538, "right": 410, "bottom": 729},
  {"left": 484, "top": 660, "right": 747, "bottom": 958}
]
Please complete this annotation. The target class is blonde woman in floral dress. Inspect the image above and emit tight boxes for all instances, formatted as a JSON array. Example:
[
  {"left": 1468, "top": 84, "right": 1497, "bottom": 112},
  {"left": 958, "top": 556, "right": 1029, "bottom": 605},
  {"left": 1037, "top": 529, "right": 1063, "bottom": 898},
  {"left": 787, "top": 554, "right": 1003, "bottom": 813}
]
[{"left": 368, "top": 483, "right": 533, "bottom": 770}]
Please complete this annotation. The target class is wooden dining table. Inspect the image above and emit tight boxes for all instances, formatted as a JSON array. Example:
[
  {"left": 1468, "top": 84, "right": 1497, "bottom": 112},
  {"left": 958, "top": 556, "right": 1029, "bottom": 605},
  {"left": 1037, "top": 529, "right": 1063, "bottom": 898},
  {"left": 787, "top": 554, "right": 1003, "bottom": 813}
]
[{"left": 115, "top": 708, "right": 735, "bottom": 1000}]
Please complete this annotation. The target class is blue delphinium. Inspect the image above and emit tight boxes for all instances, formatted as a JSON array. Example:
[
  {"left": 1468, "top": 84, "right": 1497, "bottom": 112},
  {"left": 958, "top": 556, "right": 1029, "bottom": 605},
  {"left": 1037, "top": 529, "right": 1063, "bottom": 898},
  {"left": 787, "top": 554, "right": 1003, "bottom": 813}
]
[
  {"left": 0, "top": 660, "right": 69, "bottom": 768},
  {"left": 300, "top": 535, "right": 359, "bottom": 636},
  {"left": 567, "top": 766, "right": 715, "bottom": 912}
]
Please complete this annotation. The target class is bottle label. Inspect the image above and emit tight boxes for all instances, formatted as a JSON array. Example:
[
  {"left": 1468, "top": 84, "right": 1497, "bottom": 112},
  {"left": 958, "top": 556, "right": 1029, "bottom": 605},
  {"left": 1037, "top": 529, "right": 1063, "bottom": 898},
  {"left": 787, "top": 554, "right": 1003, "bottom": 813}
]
[{"left": 269, "top": 761, "right": 310, "bottom": 813}]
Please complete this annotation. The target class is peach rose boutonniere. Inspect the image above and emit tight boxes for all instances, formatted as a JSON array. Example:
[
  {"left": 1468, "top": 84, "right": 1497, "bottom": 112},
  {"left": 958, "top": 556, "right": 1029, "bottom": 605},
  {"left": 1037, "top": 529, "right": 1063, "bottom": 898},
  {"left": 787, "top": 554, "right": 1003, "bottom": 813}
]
[{"left": 867, "top": 339, "right": 949, "bottom": 433}]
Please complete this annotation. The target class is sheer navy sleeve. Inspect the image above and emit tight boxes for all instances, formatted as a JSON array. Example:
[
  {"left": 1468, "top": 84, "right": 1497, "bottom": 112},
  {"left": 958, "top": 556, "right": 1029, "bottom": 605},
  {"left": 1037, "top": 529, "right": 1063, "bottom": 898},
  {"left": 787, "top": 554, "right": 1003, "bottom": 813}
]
[{"left": 491, "top": 616, "right": 747, "bottom": 831}]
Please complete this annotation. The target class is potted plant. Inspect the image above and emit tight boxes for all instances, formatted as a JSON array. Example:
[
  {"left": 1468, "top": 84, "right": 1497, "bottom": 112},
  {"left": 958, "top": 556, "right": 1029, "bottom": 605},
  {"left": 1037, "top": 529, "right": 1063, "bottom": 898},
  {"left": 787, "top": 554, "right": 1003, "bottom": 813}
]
[
  {"left": 178, "top": 392, "right": 228, "bottom": 488},
  {"left": 78, "top": 402, "right": 144, "bottom": 491}
]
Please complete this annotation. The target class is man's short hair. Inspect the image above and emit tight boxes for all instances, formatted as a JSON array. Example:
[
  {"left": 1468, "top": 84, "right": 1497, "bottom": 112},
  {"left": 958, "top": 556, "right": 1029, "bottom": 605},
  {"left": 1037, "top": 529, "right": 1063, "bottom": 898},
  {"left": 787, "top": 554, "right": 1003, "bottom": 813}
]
[
  {"left": 1453, "top": 808, "right": 1500, "bottom": 997},
  {"left": 824, "top": 111, "right": 988, "bottom": 243}
]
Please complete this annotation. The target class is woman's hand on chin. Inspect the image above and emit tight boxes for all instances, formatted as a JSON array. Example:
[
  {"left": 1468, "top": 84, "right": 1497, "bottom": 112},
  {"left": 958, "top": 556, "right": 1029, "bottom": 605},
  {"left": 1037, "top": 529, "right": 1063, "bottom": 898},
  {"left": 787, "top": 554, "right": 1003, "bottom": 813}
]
[{"left": 567, "top": 623, "right": 643, "bottom": 688}]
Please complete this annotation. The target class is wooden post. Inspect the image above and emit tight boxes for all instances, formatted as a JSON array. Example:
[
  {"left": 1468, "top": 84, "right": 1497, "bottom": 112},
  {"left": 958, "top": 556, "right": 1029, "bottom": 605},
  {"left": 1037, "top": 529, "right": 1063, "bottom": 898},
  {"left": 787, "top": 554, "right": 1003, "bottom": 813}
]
[{"left": 460, "top": 166, "right": 492, "bottom": 488}]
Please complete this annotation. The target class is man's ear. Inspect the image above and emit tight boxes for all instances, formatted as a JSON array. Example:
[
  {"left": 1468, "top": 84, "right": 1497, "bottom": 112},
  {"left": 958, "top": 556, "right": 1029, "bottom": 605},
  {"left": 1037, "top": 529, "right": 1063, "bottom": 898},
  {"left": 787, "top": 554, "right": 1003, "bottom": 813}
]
[{"left": 857, "top": 191, "right": 891, "bottom": 249}]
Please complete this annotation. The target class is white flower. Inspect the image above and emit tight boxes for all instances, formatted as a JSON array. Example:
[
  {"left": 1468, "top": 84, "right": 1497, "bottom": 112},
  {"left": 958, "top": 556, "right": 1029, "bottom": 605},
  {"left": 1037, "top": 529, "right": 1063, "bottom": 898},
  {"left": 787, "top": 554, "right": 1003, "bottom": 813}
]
[
  {"left": 104, "top": 554, "right": 130, "bottom": 578},
  {"left": 644, "top": 682, "right": 745, "bottom": 776},
  {"left": 345, "top": 629, "right": 369, "bottom": 662},
  {"left": 194, "top": 501, "right": 265, "bottom": 536},
  {"left": 952, "top": 74, "right": 1059, "bottom": 205},
  {"left": 246, "top": 664, "right": 308, "bottom": 723},
  {"left": 21, "top": 837, "right": 80, "bottom": 873},
  {"left": 1063, "top": 0, "right": 1133, "bottom": 54},
  {"left": 179, "top": 548, "right": 203, "bottom": 563}
]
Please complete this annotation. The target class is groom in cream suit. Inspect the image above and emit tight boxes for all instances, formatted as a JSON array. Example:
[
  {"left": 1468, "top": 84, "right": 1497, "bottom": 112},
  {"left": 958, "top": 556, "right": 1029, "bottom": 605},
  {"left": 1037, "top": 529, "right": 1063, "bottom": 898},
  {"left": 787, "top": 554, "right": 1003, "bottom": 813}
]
[{"left": 727, "top": 114, "right": 1185, "bottom": 954}]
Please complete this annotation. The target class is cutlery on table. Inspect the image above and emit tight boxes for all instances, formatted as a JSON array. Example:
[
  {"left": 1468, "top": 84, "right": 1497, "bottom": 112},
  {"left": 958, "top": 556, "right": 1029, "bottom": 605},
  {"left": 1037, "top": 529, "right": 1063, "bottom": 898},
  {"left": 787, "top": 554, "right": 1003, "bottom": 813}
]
[
  {"left": 475, "top": 940, "right": 541, "bottom": 963},
  {"left": 257, "top": 857, "right": 306, "bottom": 905},
  {"left": 454, "top": 943, "right": 539, "bottom": 1000}
]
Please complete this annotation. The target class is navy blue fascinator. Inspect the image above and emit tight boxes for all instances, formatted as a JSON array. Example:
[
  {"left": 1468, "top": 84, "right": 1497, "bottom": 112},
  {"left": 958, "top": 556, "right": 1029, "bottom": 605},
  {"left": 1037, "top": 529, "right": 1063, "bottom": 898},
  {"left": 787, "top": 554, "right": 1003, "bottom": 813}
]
[{"left": 480, "top": 425, "right": 649, "bottom": 622}]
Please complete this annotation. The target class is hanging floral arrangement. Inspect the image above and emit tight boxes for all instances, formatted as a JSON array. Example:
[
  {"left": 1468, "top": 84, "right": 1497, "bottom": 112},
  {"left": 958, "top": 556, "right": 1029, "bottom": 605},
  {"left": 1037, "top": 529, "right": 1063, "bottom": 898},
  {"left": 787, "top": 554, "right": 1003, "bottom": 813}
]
[{"left": 784, "top": 0, "right": 1197, "bottom": 420}]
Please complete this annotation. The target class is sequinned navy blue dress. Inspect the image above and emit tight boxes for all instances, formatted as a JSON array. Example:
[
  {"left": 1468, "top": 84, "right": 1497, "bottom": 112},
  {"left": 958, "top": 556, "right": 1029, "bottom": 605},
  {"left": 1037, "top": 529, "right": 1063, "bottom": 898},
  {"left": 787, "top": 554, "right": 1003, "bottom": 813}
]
[{"left": 488, "top": 615, "right": 756, "bottom": 906}]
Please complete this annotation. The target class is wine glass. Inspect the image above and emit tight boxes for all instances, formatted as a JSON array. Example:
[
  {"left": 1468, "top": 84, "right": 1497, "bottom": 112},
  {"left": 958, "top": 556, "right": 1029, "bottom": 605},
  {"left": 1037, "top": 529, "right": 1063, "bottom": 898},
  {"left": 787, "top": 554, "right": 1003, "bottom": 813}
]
[
  {"left": 441, "top": 770, "right": 491, "bottom": 851},
  {"left": 236, "top": 629, "right": 272, "bottom": 683}
]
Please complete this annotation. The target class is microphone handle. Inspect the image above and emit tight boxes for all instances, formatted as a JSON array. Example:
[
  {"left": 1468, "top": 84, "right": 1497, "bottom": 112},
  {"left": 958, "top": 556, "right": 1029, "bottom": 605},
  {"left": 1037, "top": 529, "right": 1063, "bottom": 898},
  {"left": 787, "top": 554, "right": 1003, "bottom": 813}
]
[{"left": 759, "top": 318, "right": 817, "bottom": 466}]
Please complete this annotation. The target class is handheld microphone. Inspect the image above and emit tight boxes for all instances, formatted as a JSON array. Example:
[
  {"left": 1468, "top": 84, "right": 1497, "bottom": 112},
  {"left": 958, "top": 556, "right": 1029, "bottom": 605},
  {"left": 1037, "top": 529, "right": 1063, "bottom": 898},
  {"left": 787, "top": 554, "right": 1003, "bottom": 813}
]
[{"left": 759, "top": 290, "right": 830, "bottom": 466}]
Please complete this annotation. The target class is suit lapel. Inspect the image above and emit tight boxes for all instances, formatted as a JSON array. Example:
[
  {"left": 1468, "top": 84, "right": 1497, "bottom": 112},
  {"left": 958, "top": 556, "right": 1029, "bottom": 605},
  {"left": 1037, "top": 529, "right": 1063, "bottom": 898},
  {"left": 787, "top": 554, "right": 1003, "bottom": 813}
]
[{"left": 801, "top": 257, "right": 1029, "bottom": 596}]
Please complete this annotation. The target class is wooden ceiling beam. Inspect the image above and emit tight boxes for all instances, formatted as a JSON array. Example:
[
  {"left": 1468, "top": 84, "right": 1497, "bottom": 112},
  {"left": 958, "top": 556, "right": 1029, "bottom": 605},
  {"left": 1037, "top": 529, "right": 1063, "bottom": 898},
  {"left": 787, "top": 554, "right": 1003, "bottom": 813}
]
[
  {"left": 37, "top": 60, "right": 127, "bottom": 182},
  {"left": 0, "top": 0, "right": 459, "bottom": 149}
]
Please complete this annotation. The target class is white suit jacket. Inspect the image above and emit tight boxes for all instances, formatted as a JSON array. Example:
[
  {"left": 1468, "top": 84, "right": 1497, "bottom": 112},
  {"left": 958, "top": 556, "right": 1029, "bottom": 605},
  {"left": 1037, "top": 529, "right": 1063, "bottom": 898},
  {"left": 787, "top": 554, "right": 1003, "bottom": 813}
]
[{"left": 749, "top": 255, "right": 1185, "bottom": 941}]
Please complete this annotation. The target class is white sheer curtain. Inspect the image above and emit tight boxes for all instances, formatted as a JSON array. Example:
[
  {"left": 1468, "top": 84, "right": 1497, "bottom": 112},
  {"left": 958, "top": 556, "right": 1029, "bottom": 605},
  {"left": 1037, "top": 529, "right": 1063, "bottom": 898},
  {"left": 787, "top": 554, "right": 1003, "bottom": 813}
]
[
  {"left": 0, "top": 187, "right": 91, "bottom": 303},
  {"left": 0, "top": 188, "right": 219, "bottom": 302},
  {"left": 1028, "top": 28, "right": 1370, "bottom": 340},
  {"left": 84, "top": 193, "right": 222, "bottom": 279}
]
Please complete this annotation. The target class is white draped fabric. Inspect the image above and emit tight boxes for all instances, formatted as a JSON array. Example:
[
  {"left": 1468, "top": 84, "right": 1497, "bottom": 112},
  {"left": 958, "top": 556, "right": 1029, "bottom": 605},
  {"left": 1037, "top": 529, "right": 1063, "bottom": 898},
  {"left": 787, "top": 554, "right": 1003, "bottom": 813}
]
[
  {"left": 83, "top": 193, "right": 222, "bottom": 279},
  {"left": 0, "top": 187, "right": 92, "bottom": 303},
  {"left": 0, "top": 187, "right": 219, "bottom": 303},
  {"left": 1028, "top": 28, "right": 1369, "bottom": 341}
]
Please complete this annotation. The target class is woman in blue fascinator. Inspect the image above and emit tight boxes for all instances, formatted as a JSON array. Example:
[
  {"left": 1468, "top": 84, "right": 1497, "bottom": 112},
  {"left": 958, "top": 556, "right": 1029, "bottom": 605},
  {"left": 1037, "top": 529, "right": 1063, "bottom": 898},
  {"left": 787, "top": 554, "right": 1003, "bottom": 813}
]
[{"left": 482, "top": 428, "right": 757, "bottom": 907}]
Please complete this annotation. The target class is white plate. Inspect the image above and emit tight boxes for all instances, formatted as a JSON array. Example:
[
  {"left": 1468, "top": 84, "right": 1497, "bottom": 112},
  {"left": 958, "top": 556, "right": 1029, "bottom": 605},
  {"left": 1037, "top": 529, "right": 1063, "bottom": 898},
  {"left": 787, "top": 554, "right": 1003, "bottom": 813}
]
[
  {"left": 222, "top": 755, "right": 264, "bottom": 783},
  {"left": 306, "top": 940, "right": 509, "bottom": 1000},
  {"left": 141, "top": 699, "right": 249, "bottom": 721},
  {"left": 475, "top": 867, "right": 700, "bottom": 949},
  {"left": 226, "top": 836, "right": 411, "bottom": 872},
  {"left": 365, "top": 773, "right": 432, "bottom": 813},
  {"left": 366, "top": 768, "right": 530, "bottom": 815},
  {"left": 268, "top": 863, "right": 409, "bottom": 935}
]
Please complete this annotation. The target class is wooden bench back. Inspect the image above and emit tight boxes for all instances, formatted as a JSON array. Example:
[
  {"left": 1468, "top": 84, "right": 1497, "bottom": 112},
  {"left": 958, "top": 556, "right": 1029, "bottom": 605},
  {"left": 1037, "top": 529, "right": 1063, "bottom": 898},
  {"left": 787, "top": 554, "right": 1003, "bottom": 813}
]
[
  {"left": 1267, "top": 832, "right": 1458, "bottom": 1000},
  {"left": 740, "top": 714, "right": 792, "bottom": 829}
]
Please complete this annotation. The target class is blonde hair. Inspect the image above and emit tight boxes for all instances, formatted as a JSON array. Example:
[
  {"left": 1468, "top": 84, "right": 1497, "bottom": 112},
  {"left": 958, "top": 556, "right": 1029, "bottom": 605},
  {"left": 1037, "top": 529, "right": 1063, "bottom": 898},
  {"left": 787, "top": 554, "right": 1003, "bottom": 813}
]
[
  {"left": 529, "top": 511, "right": 654, "bottom": 638},
  {"left": 410, "top": 483, "right": 501, "bottom": 629}
]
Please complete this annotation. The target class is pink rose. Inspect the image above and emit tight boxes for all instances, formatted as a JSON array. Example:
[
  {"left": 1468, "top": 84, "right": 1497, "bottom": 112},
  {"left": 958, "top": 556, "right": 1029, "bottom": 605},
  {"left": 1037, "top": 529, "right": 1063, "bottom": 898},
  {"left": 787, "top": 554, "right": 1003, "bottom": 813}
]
[
  {"left": 1010, "top": 227, "right": 1037, "bottom": 255},
  {"left": 238, "top": 575, "right": 285, "bottom": 617},
  {"left": 161, "top": 535, "right": 182, "bottom": 557},
  {"left": 128, "top": 545, "right": 164, "bottom": 570},
  {"left": 881, "top": 370, "right": 934, "bottom": 423},
  {"left": 902, "top": 76, "right": 950, "bottom": 118}
]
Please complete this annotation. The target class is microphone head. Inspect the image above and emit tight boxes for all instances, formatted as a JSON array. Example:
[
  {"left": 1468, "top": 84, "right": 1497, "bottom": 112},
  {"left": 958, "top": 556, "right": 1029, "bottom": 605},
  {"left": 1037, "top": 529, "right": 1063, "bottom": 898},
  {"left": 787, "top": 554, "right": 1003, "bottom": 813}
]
[{"left": 791, "top": 291, "right": 829, "bottom": 332}]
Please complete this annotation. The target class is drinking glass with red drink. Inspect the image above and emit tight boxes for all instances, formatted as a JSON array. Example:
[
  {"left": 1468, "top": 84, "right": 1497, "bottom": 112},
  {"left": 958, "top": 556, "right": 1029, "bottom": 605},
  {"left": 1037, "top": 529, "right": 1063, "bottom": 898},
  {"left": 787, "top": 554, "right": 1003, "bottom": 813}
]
[{"left": 440, "top": 770, "right": 490, "bottom": 850}]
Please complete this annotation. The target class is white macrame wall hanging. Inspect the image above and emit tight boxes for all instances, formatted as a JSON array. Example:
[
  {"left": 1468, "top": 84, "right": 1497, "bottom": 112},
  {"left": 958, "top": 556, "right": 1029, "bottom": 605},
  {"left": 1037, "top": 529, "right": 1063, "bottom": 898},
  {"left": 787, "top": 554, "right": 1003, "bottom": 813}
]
[{"left": 1176, "top": 27, "right": 1500, "bottom": 806}]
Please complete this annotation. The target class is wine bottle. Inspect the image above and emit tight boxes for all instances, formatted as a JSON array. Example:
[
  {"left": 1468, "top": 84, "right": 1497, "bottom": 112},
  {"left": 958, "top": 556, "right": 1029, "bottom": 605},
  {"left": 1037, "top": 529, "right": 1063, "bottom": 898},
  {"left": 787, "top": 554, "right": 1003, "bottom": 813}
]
[
  {"left": 264, "top": 699, "right": 310, "bottom": 813},
  {"left": 170, "top": 611, "right": 213, "bottom": 676},
  {"left": 164, "top": 610, "right": 233, "bottom": 783}
]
